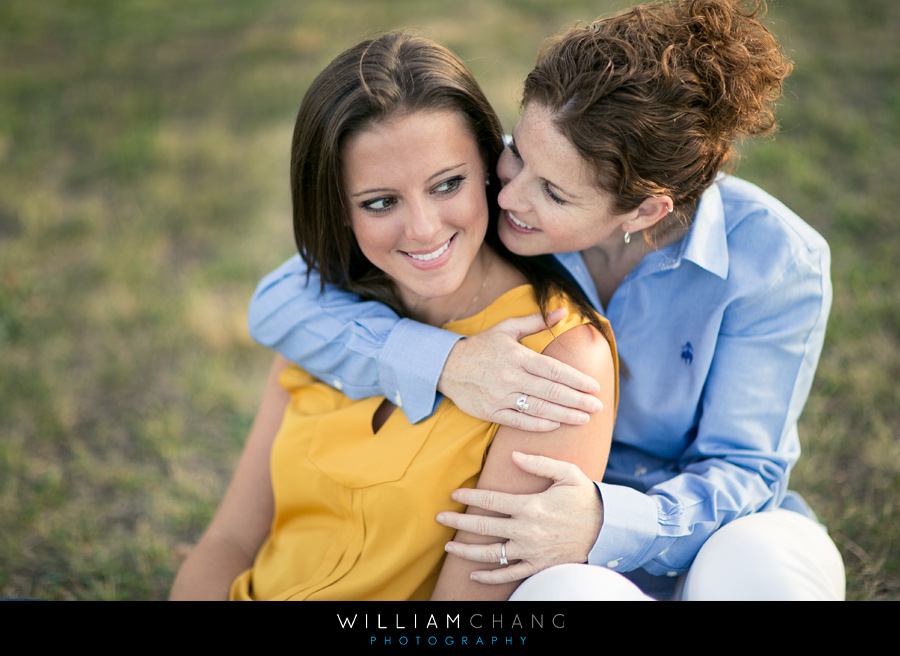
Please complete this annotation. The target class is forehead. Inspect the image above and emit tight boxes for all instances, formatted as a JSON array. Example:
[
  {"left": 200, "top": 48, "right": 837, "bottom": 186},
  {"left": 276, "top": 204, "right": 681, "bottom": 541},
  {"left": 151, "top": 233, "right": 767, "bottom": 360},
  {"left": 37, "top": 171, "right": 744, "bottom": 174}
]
[
  {"left": 342, "top": 110, "right": 480, "bottom": 181},
  {"left": 515, "top": 104, "right": 598, "bottom": 191}
]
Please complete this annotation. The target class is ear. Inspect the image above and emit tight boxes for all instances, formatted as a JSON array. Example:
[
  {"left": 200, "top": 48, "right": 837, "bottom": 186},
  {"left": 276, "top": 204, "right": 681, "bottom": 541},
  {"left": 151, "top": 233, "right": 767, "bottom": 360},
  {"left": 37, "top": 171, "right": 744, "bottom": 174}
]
[{"left": 621, "top": 196, "right": 673, "bottom": 236}]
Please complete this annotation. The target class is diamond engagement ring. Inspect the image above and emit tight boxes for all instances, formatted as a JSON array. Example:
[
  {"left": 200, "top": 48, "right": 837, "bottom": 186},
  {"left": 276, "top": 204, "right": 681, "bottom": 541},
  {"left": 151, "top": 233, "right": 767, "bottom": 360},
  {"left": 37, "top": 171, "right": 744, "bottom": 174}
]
[
  {"left": 499, "top": 542, "right": 509, "bottom": 566},
  {"left": 515, "top": 394, "right": 529, "bottom": 413}
]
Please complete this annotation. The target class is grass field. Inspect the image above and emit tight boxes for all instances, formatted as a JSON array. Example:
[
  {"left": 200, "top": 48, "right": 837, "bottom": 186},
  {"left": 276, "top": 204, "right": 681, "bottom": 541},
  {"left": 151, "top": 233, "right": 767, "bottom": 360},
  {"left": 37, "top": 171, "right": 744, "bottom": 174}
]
[{"left": 1, "top": 0, "right": 897, "bottom": 600}]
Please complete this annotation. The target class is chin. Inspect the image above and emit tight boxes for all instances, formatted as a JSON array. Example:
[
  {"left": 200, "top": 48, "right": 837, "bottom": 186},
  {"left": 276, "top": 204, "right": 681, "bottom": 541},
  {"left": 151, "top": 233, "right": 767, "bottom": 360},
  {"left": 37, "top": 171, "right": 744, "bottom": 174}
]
[
  {"left": 400, "top": 274, "right": 465, "bottom": 302},
  {"left": 498, "top": 222, "right": 543, "bottom": 257}
]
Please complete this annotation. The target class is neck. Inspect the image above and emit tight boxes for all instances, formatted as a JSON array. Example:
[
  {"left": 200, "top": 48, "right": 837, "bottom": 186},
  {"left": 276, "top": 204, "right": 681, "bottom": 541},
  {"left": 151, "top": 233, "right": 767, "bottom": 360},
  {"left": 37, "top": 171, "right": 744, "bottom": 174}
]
[
  {"left": 582, "top": 230, "right": 649, "bottom": 277},
  {"left": 583, "top": 223, "right": 689, "bottom": 309}
]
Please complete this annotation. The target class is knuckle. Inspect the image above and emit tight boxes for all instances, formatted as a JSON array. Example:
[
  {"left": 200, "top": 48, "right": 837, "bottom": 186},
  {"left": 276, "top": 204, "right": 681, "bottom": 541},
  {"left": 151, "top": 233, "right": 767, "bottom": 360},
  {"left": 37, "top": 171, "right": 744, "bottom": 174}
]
[
  {"left": 458, "top": 543, "right": 478, "bottom": 559},
  {"left": 505, "top": 413, "right": 524, "bottom": 429},
  {"left": 525, "top": 498, "right": 550, "bottom": 525},
  {"left": 478, "top": 494, "right": 497, "bottom": 513},
  {"left": 545, "top": 361, "right": 565, "bottom": 382},
  {"left": 542, "top": 381, "right": 563, "bottom": 401},
  {"left": 564, "top": 408, "right": 587, "bottom": 424},
  {"left": 522, "top": 498, "right": 541, "bottom": 519},
  {"left": 499, "top": 569, "right": 518, "bottom": 584},
  {"left": 527, "top": 397, "right": 548, "bottom": 416},
  {"left": 510, "top": 348, "right": 530, "bottom": 367}
]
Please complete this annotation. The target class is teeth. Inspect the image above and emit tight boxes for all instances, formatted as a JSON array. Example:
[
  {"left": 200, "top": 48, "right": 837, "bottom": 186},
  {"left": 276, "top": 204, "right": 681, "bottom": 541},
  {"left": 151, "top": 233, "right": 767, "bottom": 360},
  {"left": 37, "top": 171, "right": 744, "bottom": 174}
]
[
  {"left": 508, "top": 212, "right": 536, "bottom": 230},
  {"left": 406, "top": 239, "right": 451, "bottom": 261}
]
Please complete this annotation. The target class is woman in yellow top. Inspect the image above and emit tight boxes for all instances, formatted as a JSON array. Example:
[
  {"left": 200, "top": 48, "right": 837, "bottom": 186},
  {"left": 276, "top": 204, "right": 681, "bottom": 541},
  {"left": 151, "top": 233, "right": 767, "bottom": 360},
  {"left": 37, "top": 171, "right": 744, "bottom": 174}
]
[{"left": 169, "top": 33, "right": 617, "bottom": 601}]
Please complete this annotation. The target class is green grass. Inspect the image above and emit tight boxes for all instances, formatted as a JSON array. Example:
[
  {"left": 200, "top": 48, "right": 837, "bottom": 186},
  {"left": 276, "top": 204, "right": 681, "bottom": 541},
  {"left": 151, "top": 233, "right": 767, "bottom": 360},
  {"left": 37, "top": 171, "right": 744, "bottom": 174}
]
[{"left": 1, "top": 0, "right": 897, "bottom": 600}]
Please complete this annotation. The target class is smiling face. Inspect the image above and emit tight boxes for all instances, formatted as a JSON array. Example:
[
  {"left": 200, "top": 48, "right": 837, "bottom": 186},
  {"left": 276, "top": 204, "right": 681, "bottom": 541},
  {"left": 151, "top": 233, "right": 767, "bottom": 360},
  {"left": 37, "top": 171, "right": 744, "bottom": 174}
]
[
  {"left": 343, "top": 110, "right": 490, "bottom": 319},
  {"left": 496, "top": 104, "right": 629, "bottom": 256}
]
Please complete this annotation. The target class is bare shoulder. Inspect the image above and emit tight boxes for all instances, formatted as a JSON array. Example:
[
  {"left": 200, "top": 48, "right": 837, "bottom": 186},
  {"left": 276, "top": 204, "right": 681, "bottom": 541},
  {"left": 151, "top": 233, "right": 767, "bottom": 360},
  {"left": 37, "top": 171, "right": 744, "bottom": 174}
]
[
  {"left": 543, "top": 322, "right": 615, "bottom": 380},
  {"left": 480, "top": 321, "right": 615, "bottom": 492}
]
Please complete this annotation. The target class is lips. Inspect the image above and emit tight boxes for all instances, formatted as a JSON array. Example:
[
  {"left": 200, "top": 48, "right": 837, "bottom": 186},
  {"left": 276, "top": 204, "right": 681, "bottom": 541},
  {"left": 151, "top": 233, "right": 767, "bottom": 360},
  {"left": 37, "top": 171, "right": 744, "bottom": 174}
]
[
  {"left": 506, "top": 211, "right": 540, "bottom": 232},
  {"left": 399, "top": 235, "right": 458, "bottom": 270},
  {"left": 403, "top": 237, "right": 452, "bottom": 261}
]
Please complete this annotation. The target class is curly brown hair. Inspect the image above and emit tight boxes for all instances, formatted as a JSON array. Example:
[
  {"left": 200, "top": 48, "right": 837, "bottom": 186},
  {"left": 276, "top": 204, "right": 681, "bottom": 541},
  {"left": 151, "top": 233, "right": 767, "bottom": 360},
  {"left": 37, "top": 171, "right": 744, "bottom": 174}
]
[{"left": 523, "top": 0, "right": 792, "bottom": 242}]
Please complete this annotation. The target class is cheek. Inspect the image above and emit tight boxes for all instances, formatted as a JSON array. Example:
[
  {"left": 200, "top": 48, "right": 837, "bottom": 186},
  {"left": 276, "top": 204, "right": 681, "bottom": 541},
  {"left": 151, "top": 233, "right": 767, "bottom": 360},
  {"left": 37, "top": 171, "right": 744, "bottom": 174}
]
[
  {"left": 350, "top": 216, "right": 392, "bottom": 264},
  {"left": 467, "top": 193, "right": 490, "bottom": 240}
]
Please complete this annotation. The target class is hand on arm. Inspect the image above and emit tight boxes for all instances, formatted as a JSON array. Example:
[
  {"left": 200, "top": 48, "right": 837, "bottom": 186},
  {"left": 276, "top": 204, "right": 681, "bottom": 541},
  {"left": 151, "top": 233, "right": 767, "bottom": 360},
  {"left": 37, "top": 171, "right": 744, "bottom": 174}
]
[
  {"left": 438, "top": 308, "right": 605, "bottom": 431},
  {"left": 436, "top": 453, "right": 603, "bottom": 585},
  {"left": 169, "top": 356, "right": 289, "bottom": 600},
  {"left": 430, "top": 324, "right": 614, "bottom": 600}
]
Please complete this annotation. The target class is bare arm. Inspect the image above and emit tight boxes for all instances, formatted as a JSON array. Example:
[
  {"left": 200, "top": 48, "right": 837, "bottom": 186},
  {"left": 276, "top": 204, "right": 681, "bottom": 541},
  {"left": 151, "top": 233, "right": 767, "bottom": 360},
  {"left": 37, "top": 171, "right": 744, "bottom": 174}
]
[
  {"left": 169, "top": 356, "right": 289, "bottom": 601},
  {"left": 430, "top": 324, "right": 615, "bottom": 601}
]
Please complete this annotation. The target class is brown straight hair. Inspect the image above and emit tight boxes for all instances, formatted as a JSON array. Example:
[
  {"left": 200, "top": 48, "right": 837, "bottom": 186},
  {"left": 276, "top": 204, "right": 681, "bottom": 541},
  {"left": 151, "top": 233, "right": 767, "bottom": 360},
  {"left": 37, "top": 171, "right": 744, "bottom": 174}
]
[{"left": 290, "top": 32, "right": 605, "bottom": 334}]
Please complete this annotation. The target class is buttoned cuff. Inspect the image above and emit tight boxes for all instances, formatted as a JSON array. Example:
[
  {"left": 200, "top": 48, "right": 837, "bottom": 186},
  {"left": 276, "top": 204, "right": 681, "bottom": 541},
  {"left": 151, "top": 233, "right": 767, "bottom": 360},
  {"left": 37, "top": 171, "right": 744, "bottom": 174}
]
[
  {"left": 379, "top": 319, "right": 463, "bottom": 424},
  {"left": 588, "top": 483, "right": 660, "bottom": 572}
]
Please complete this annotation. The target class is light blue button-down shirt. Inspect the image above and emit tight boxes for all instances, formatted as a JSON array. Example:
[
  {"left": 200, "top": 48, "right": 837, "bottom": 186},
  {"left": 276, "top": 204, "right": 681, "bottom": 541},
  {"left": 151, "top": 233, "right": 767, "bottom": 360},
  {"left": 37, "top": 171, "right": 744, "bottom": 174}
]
[{"left": 247, "top": 175, "right": 832, "bottom": 586}]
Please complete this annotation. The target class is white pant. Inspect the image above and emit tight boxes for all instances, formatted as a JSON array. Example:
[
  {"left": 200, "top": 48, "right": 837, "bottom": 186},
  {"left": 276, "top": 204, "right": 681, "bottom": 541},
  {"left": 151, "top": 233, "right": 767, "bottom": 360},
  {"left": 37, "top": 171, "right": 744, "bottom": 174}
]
[{"left": 509, "top": 510, "right": 846, "bottom": 601}]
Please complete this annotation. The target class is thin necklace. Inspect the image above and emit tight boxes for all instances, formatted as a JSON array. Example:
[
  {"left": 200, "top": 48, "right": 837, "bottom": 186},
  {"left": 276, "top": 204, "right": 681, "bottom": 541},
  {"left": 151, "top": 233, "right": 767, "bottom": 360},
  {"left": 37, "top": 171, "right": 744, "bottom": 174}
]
[{"left": 446, "top": 254, "right": 493, "bottom": 324}]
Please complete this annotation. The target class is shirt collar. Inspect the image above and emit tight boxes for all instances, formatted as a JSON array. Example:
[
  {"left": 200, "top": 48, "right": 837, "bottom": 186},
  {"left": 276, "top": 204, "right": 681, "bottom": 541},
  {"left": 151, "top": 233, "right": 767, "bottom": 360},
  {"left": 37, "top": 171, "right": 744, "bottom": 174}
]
[{"left": 674, "top": 178, "right": 729, "bottom": 280}]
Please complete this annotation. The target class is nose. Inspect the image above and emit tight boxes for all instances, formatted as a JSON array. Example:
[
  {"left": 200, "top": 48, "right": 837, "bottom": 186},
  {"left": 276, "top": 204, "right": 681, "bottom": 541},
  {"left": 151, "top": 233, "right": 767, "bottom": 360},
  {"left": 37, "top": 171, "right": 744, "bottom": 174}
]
[
  {"left": 497, "top": 147, "right": 525, "bottom": 212},
  {"left": 405, "top": 199, "right": 442, "bottom": 243},
  {"left": 497, "top": 145, "right": 520, "bottom": 186}
]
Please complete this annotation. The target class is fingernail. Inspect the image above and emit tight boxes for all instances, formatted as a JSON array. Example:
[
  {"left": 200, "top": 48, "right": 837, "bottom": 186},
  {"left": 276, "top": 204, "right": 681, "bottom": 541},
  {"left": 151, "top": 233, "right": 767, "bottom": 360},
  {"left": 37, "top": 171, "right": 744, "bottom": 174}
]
[{"left": 590, "top": 400, "right": 604, "bottom": 412}]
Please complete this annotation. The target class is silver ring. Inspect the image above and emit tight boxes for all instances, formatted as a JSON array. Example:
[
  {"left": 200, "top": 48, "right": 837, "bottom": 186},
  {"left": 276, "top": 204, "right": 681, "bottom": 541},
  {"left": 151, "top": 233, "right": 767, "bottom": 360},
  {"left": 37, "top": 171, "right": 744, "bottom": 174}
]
[
  {"left": 499, "top": 543, "right": 509, "bottom": 566},
  {"left": 515, "top": 394, "right": 529, "bottom": 413}
]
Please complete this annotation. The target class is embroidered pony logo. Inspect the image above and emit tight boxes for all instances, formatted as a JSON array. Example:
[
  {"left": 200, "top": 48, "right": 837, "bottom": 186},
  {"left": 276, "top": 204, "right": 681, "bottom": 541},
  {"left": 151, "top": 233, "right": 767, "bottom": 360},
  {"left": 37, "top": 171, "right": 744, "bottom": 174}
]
[{"left": 681, "top": 342, "right": 693, "bottom": 365}]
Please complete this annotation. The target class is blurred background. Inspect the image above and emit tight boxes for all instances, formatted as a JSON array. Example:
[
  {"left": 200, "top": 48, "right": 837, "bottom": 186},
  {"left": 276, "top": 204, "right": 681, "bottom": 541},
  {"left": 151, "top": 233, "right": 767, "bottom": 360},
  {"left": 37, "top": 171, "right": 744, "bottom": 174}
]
[{"left": 1, "top": 0, "right": 897, "bottom": 600}]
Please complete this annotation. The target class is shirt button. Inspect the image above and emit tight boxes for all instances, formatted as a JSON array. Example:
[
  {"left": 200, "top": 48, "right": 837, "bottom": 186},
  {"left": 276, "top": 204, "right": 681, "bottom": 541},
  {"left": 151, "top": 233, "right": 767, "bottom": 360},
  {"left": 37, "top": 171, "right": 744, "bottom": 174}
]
[
  {"left": 634, "top": 466, "right": 647, "bottom": 476},
  {"left": 394, "top": 392, "right": 403, "bottom": 407},
  {"left": 332, "top": 379, "right": 343, "bottom": 390},
  {"left": 606, "top": 559, "right": 620, "bottom": 568},
  {"left": 667, "top": 571, "right": 678, "bottom": 577}
]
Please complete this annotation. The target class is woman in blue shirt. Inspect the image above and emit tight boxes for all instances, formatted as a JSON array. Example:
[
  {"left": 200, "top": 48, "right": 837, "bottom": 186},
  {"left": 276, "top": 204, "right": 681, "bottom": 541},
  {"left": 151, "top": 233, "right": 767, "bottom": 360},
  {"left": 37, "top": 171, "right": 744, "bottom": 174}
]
[{"left": 248, "top": 0, "right": 844, "bottom": 599}]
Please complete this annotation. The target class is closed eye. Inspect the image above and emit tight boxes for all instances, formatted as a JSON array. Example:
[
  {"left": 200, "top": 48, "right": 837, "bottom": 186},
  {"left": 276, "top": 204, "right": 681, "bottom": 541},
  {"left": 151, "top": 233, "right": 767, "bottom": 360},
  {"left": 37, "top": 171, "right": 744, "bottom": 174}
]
[{"left": 542, "top": 182, "right": 566, "bottom": 206}]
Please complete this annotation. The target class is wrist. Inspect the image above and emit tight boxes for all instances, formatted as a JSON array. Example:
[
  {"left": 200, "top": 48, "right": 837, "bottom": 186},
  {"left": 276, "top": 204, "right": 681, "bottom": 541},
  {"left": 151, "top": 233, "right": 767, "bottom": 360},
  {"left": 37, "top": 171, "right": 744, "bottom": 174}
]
[{"left": 436, "top": 337, "right": 467, "bottom": 396}]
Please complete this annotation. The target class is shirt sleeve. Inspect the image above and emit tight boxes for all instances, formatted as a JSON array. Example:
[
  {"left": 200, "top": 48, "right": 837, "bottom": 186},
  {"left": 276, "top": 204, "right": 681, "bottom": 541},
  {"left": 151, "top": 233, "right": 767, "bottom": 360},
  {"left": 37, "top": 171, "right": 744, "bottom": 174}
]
[
  {"left": 589, "top": 238, "right": 832, "bottom": 576},
  {"left": 247, "top": 255, "right": 463, "bottom": 423}
]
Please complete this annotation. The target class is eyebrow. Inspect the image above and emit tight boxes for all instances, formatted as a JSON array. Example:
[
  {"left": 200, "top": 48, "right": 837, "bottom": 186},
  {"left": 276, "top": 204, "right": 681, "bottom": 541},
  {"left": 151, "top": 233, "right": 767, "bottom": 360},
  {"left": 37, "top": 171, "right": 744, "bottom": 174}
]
[
  {"left": 509, "top": 131, "right": 581, "bottom": 201},
  {"left": 350, "top": 163, "right": 467, "bottom": 198}
]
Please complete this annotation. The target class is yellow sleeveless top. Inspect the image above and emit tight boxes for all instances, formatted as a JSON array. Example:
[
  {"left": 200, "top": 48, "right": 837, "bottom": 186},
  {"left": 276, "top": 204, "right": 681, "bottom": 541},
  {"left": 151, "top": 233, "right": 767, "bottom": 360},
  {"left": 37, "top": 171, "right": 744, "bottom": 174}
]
[{"left": 230, "top": 285, "right": 617, "bottom": 601}]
